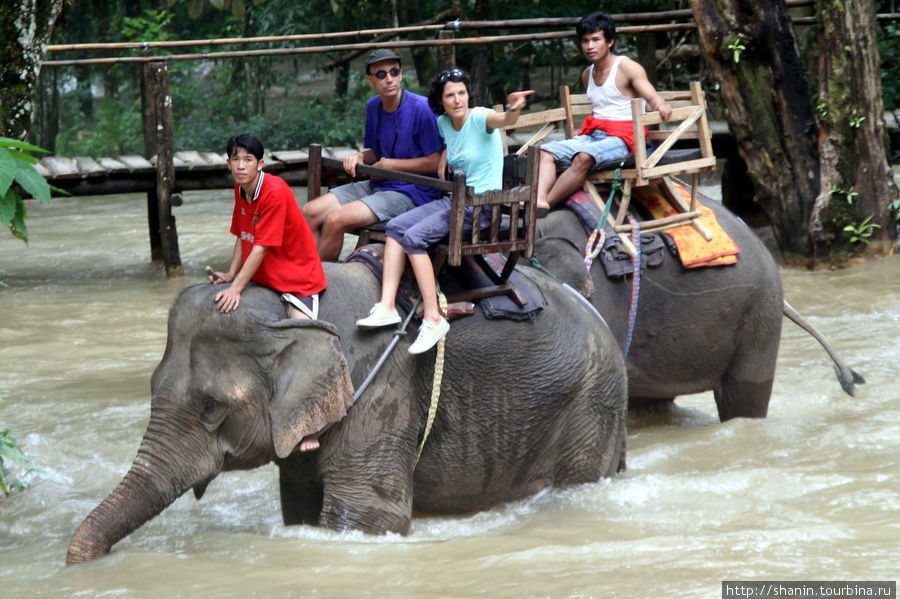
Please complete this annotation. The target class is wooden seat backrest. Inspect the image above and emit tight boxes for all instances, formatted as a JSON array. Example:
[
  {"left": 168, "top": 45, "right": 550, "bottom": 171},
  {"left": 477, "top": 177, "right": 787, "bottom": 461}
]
[
  {"left": 493, "top": 105, "right": 567, "bottom": 157},
  {"left": 561, "top": 81, "right": 715, "bottom": 187},
  {"left": 447, "top": 145, "right": 540, "bottom": 267}
]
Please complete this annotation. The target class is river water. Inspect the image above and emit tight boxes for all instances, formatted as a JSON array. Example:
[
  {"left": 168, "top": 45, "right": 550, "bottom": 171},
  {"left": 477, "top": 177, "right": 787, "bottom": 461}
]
[{"left": 1, "top": 189, "right": 897, "bottom": 598}]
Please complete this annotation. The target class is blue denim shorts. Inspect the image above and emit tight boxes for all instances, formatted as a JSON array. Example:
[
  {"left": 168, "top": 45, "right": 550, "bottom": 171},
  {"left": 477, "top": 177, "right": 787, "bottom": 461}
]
[{"left": 541, "top": 130, "right": 629, "bottom": 171}]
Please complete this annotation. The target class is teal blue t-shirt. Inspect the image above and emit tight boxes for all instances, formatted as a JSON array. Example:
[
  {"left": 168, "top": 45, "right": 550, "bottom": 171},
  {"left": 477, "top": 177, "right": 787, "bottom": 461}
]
[{"left": 437, "top": 106, "right": 503, "bottom": 194}]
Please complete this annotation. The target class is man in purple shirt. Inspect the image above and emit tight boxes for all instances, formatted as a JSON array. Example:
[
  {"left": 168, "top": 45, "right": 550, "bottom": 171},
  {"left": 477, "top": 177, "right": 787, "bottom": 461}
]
[{"left": 302, "top": 49, "right": 445, "bottom": 261}]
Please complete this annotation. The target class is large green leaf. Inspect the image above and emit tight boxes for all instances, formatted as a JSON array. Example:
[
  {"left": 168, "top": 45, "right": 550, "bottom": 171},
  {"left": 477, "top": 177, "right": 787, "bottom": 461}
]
[
  {"left": 1, "top": 189, "right": 28, "bottom": 242},
  {"left": 0, "top": 148, "right": 16, "bottom": 198},
  {"left": 0, "top": 137, "right": 48, "bottom": 155},
  {"left": 0, "top": 188, "right": 18, "bottom": 226},
  {"left": 14, "top": 163, "right": 51, "bottom": 205}
]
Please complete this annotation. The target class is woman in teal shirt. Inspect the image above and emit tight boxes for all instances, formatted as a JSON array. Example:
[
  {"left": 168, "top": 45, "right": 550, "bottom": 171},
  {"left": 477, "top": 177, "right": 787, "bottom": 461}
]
[{"left": 357, "top": 68, "right": 533, "bottom": 354}]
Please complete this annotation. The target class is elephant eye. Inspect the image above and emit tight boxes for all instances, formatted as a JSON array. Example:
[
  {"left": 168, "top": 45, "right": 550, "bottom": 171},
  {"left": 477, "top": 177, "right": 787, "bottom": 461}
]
[{"left": 198, "top": 396, "right": 228, "bottom": 431}]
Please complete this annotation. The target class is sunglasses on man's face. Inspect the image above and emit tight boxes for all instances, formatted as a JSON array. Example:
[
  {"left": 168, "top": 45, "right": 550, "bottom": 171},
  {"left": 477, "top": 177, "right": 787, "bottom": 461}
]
[{"left": 371, "top": 67, "right": 401, "bottom": 80}]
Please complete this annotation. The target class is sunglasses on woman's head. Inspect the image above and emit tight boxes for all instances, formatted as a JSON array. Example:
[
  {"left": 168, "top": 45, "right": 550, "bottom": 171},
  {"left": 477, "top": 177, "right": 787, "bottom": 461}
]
[
  {"left": 439, "top": 68, "right": 465, "bottom": 82},
  {"left": 372, "top": 67, "right": 401, "bottom": 80}
]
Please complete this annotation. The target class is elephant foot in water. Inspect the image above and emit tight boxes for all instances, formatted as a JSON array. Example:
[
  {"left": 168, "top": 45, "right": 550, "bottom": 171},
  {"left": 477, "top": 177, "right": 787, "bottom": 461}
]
[
  {"left": 320, "top": 495, "right": 411, "bottom": 535},
  {"left": 715, "top": 373, "right": 772, "bottom": 420}
]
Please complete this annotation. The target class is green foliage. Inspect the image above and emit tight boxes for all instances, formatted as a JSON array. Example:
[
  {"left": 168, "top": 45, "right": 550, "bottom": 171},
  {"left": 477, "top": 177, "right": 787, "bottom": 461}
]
[
  {"left": 1, "top": 398, "right": 37, "bottom": 497},
  {"left": 842, "top": 215, "right": 880, "bottom": 245},
  {"left": 121, "top": 8, "right": 175, "bottom": 41},
  {"left": 889, "top": 198, "right": 900, "bottom": 226},
  {"left": 830, "top": 184, "right": 858, "bottom": 205},
  {"left": 0, "top": 137, "right": 53, "bottom": 242},
  {"left": 171, "top": 65, "right": 369, "bottom": 152},
  {"left": 878, "top": 21, "right": 900, "bottom": 111},
  {"left": 727, "top": 38, "right": 747, "bottom": 64}
]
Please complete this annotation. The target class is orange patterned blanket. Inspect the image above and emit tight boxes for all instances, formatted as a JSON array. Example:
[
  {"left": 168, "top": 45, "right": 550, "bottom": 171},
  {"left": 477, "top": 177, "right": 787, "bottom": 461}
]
[{"left": 632, "top": 178, "right": 740, "bottom": 268}]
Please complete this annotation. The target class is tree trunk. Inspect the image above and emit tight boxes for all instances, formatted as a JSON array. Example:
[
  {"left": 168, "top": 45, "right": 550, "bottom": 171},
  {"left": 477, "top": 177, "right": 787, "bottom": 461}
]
[
  {"left": 0, "top": 0, "right": 65, "bottom": 140},
  {"left": 691, "top": 0, "right": 821, "bottom": 261},
  {"left": 691, "top": 0, "right": 896, "bottom": 263},
  {"left": 810, "top": 0, "right": 897, "bottom": 257}
]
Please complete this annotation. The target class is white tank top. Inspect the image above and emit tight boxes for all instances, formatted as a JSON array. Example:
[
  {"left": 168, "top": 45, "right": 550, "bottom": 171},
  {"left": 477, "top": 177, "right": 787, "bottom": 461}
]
[{"left": 586, "top": 56, "right": 643, "bottom": 120}]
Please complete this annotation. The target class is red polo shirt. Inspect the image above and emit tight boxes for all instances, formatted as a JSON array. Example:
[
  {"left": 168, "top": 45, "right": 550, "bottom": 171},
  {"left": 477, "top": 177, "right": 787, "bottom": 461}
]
[{"left": 230, "top": 172, "right": 327, "bottom": 296}]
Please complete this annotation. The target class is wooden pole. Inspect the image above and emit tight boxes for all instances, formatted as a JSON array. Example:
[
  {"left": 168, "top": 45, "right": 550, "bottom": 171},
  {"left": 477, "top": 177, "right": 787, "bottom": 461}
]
[
  {"left": 142, "top": 60, "right": 183, "bottom": 277},
  {"left": 307, "top": 144, "right": 322, "bottom": 201},
  {"left": 141, "top": 58, "right": 162, "bottom": 261},
  {"left": 438, "top": 30, "right": 455, "bottom": 70}
]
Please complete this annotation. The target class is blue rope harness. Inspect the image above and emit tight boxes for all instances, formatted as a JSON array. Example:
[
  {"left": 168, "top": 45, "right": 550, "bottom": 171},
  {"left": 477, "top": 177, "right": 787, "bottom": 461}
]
[{"left": 623, "top": 215, "right": 641, "bottom": 359}]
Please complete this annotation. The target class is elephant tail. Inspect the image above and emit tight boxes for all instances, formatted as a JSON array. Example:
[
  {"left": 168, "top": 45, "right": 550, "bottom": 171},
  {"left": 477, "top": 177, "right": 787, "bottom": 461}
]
[{"left": 782, "top": 300, "right": 866, "bottom": 396}]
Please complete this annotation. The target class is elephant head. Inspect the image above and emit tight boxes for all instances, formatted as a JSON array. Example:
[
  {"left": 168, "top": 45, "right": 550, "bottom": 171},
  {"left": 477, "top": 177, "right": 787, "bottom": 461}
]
[{"left": 66, "top": 284, "right": 354, "bottom": 564}]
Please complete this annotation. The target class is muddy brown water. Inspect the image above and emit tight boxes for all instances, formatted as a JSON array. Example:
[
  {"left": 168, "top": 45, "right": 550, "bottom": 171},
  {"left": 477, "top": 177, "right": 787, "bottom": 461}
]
[{"left": 1, "top": 189, "right": 897, "bottom": 598}]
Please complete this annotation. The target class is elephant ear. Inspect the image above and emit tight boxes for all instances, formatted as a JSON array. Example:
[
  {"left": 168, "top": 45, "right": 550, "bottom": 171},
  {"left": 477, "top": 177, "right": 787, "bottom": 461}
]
[{"left": 269, "top": 320, "right": 355, "bottom": 459}]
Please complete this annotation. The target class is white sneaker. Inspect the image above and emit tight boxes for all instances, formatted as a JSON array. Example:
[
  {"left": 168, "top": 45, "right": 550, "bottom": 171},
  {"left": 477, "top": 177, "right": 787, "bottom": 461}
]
[
  {"left": 408, "top": 318, "right": 450, "bottom": 354},
  {"left": 356, "top": 303, "right": 401, "bottom": 329}
]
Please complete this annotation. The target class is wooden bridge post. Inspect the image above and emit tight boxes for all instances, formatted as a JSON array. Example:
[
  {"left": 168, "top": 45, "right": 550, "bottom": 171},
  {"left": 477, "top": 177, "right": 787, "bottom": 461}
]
[
  {"left": 438, "top": 30, "right": 455, "bottom": 70},
  {"left": 141, "top": 58, "right": 183, "bottom": 278}
]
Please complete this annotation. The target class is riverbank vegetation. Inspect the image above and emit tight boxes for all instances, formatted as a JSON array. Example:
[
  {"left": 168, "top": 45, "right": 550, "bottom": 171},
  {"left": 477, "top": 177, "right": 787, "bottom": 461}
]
[{"left": 6, "top": 0, "right": 900, "bottom": 261}]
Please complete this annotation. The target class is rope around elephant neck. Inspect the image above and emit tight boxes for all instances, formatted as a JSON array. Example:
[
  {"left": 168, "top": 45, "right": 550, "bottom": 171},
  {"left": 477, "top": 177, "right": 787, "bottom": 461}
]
[
  {"left": 415, "top": 289, "right": 448, "bottom": 464},
  {"left": 584, "top": 168, "right": 620, "bottom": 271}
]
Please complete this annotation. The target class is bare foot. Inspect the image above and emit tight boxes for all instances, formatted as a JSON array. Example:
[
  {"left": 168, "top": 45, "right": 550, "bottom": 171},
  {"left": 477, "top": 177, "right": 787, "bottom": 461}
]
[{"left": 299, "top": 434, "right": 320, "bottom": 452}]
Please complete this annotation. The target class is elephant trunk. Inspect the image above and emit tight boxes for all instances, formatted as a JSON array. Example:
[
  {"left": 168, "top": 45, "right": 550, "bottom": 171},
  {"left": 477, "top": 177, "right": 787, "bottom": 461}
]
[{"left": 67, "top": 413, "right": 216, "bottom": 564}]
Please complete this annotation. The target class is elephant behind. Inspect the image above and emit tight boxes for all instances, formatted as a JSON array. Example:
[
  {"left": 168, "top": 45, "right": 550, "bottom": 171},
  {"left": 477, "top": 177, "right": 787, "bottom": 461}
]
[
  {"left": 534, "top": 201, "right": 786, "bottom": 421},
  {"left": 67, "top": 260, "right": 628, "bottom": 564}
]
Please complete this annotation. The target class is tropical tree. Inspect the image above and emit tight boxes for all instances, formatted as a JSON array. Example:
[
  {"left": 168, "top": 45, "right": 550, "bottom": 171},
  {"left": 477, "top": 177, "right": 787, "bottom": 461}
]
[
  {"left": 691, "top": 0, "right": 897, "bottom": 263},
  {"left": 0, "top": 0, "right": 65, "bottom": 140}
]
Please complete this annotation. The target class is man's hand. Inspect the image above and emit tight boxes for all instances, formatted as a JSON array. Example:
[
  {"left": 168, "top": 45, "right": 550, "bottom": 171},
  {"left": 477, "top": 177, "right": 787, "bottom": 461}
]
[
  {"left": 343, "top": 152, "right": 366, "bottom": 178},
  {"left": 437, "top": 150, "right": 448, "bottom": 181},
  {"left": 656, "top": 101, "right": 673, "bottom": 122}
]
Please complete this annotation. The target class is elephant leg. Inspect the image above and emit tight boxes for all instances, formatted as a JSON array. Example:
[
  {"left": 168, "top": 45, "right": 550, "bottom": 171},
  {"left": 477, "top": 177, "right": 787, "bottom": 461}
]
[
  {"left": 713, "top": 308, "right": 781, "bottom": 421},
  {"left": 319, "top": 491, "right": 412, "bottom": 535},
  {"left": 714, "top": 372, "right": 773, "bottom": 420},
  {"left": 278, "top": 457, "right": 323, "bottom": 526}
]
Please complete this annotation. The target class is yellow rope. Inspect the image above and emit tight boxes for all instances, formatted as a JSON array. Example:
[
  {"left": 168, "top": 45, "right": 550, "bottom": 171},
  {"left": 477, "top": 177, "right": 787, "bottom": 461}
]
[{"left": 415, "top": 289, "right": 447, "bottom": 464}]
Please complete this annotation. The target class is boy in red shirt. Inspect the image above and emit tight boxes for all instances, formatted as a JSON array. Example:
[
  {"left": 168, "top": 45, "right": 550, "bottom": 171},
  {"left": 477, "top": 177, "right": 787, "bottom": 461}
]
[{"left": 211, "top": 133, "right": 328, "bottom": 450}]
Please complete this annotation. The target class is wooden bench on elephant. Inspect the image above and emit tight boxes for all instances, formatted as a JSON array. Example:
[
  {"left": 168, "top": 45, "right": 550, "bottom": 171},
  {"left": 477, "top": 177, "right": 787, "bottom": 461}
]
[
  {"left": 307, "top": 143, "right": 540, "bottom": 306},
  {"left": 436, "top": 145, "right": 540, "bottom": 306},
  {"left": 561, "top": 81, "right": 717, "bottom": 241}
]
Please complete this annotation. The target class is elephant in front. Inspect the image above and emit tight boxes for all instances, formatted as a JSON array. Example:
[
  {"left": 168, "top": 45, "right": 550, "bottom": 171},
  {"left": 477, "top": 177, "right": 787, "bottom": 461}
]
[
  {"left": 67, "top": 260, "right": 627, "bottom": 564},
  {"left": 534, "top": 201, "right": 862, "bottom": 422}
]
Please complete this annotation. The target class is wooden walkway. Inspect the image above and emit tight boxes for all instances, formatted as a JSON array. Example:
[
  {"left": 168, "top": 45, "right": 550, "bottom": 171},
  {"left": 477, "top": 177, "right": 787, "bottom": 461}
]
[{"left": 35, "top": 147, "right": 360, "bottom": 196}]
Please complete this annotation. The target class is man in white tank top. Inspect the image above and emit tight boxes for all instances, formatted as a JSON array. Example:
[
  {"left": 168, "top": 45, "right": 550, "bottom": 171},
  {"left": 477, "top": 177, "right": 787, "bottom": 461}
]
[{"left": 537, "top": 12, "right": 673, "bottom": 214}]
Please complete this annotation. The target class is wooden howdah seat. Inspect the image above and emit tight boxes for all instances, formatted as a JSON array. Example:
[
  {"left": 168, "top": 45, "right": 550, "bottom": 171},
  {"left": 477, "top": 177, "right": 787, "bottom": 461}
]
[
  {"left": 306, "top": 144, "right": 540, "bottom": 306},
  {"left": 561, "top": 81, "right": 717, "bottom": 243}
]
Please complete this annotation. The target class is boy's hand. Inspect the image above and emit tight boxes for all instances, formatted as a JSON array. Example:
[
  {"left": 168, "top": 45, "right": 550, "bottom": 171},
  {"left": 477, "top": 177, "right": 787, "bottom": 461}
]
[
  {"left": 206, "top": 265, "right": 231, "bottom": 284},
  {"left": 214, "top": 285, "right": 242, "bottom": 313}
]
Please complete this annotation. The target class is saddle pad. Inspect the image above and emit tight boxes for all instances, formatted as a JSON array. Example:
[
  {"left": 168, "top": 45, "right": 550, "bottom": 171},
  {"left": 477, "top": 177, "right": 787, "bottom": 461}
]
[
  {"left": 564, "top": 192, "right": 666, "bottom": 277},
  {"left": 632, "top": 179, "right": 740, "bottom": 268}
]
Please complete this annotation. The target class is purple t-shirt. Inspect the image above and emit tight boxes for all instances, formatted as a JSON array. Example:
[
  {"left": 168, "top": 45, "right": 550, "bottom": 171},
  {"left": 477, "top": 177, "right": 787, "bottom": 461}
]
[{"left": 363, "top": 90, "right": 444, "bottom": 206}]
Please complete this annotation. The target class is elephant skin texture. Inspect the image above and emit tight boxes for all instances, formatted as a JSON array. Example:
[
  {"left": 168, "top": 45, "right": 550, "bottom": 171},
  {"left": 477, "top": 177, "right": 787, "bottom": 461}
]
[
  {"left": 534, "top": 201, "right": 783, "bottom": 421},
  {"left": 67, "top": 262, "right": 628, "bottom": 564}
]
